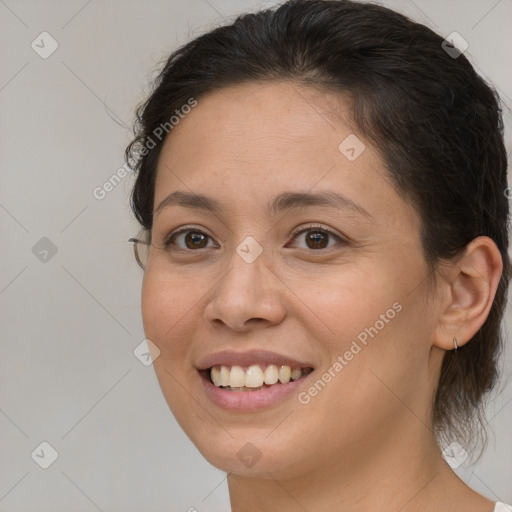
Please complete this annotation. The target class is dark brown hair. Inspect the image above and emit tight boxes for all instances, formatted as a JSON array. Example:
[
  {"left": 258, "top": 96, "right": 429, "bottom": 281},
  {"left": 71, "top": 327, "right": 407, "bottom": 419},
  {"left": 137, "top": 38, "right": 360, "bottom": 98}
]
[{"left": 125, "top": 0, "right": 511, "bottom": 453}]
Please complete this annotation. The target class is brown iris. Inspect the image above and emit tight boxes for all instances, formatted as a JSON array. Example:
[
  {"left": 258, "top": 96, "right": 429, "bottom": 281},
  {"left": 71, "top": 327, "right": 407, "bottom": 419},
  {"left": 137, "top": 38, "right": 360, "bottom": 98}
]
[
  {"left": 184, "top": 231, "right": 209, "bottom": 249},
  {"left": 305, "top": 230, "right": 329, "bottom": 249}
]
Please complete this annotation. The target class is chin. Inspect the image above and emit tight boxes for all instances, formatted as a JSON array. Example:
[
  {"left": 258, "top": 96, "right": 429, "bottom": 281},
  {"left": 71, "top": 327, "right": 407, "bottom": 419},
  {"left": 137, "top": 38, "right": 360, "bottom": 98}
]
[{"left": 189, "top": 432, "right": 309, "bottom": 480}]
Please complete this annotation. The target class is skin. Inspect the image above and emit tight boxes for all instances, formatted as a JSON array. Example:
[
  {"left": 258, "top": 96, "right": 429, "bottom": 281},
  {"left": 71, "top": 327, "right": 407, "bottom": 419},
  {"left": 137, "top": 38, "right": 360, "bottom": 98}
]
[{"left": 140, "top": 81, "right": 503, "bottom": 511}]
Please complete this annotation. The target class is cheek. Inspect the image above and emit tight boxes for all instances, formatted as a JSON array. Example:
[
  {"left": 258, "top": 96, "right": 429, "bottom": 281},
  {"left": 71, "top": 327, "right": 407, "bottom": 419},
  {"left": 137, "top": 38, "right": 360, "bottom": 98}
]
[
  {"left": 302, "top": 254, "right": 429, "bottom": 391},
  {"left": 312, "top": 273, "right": 435, "bottom": 439},
  {"left": 142, "top": 268, "right": 186, "bottom": 329},
  {"left": 141, "top": 271, "right": 202, "bottom": 429},
  {"left": 141, "top": 270, "right": 198, "bottom": 363},
  {"left": 298, "top": 263, "right": 401, "bottom": 347},
  {"left": 141, "top": 273, "right": 166, "bottom": 338}
]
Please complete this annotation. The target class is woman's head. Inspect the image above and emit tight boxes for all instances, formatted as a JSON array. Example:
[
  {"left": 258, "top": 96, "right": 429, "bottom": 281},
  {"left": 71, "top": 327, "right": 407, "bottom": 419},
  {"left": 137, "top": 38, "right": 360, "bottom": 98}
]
[{"left": 126, "top": 0, "right": 509, "bottom": 473}]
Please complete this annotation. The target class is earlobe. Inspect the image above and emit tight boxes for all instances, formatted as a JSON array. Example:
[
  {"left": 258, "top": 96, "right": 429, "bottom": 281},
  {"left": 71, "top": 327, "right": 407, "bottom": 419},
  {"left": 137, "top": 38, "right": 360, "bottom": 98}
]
[{"left": 433, "top": 236, "right": 503, "bottom": 351}]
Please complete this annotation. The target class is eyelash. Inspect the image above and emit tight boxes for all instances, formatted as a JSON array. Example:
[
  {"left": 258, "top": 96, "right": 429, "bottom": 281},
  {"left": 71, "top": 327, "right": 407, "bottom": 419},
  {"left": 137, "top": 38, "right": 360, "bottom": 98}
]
[{"left": 163, "top": 224, "right": 346, "bottom": 252}]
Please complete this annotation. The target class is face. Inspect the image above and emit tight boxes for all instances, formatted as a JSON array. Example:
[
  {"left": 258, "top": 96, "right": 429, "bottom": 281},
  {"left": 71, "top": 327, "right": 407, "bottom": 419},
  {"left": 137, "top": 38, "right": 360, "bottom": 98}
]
[{"left": 141, "top": 81, "right": 442, "bottom": 480}]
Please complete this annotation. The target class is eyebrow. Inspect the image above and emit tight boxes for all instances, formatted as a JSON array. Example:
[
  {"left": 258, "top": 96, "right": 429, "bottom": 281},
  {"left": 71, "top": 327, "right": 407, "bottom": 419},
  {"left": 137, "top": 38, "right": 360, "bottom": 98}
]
[{"left": 154, "top": 190, "right": 372, "bottom": 218}]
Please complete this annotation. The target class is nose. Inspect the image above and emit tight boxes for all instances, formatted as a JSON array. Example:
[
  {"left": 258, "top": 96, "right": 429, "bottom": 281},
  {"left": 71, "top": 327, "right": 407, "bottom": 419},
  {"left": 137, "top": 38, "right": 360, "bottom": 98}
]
[{"left": 203, "top": 245, "right": 287, "bottom": 332}]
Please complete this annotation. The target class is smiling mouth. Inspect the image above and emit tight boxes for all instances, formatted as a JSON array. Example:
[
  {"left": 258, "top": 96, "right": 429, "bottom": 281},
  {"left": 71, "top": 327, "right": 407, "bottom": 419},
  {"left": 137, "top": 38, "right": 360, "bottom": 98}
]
[{"left": 201, "top": 364, "right": 314, "bottom": 391}]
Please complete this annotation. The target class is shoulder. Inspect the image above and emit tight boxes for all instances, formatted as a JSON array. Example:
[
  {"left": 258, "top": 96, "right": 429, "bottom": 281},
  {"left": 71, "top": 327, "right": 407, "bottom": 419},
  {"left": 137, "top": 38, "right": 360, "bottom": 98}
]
[{"left": 494, "top": 503, "right": 512, "bottom": 512}]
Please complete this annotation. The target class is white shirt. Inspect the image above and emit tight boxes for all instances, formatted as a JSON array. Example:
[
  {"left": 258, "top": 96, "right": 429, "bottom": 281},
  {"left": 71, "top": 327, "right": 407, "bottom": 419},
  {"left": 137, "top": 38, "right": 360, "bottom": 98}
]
[{"left": 494, "top": 503, "right": 512, "bottom": 512}]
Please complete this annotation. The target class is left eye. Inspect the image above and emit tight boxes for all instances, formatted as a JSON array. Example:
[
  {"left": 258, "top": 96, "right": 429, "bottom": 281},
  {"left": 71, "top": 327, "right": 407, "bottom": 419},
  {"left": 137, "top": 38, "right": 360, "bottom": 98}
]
[
  {"left": 286, "top": 227, "right": 343, "bottom": 250},
  {"left": 165, "top": 226, "right": 343, "bottom": 251}
]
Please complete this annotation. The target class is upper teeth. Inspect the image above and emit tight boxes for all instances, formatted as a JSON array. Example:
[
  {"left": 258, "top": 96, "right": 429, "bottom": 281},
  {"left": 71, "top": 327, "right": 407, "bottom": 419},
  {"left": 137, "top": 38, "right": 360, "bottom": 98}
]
[{"left": 210, "top": 364, "right": 308, "bottom": 388}]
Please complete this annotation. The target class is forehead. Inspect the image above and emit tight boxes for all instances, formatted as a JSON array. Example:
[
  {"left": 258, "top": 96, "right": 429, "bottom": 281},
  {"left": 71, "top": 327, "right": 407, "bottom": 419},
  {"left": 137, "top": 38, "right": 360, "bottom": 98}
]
[
  {"left": 159, "top": 81, "right": 353, "bottom": 155},
  {"left": 156, "top": 81, "right": 363, "bottom": 186},
  {"left": 153, "top": 81, "right": 418, "bottom": 233}
]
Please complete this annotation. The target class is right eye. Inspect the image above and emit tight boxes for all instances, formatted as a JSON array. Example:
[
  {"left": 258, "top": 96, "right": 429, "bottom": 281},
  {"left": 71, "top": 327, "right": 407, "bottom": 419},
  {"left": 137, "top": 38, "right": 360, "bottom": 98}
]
[{"left": 164, "top": 227, "right": 219, "bottom": 251}]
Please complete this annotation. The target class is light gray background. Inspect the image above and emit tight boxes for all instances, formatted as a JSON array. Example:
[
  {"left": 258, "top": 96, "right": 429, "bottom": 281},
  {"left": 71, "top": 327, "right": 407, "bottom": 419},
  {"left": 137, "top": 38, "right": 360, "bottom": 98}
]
[{"left": 0, "top": 0, "right": 511, "bottom": 510}]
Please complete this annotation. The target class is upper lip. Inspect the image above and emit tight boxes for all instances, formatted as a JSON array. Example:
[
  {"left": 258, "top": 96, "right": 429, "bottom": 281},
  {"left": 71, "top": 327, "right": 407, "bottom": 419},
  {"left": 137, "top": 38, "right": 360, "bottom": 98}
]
[{"left": 196, "top": 349, "right": 315, "bottom": 370}]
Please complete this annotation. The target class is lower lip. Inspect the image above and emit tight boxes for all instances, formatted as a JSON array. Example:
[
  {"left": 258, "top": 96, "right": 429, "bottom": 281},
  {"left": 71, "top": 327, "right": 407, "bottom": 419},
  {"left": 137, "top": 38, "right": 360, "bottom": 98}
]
[{"left": 199, "top": 370, "right": 314, "bottom": 411}]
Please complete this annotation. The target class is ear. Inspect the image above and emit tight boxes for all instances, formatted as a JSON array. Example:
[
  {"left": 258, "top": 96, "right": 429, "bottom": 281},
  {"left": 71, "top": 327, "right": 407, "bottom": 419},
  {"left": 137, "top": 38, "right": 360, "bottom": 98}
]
[{"left": 433, "top": 236, "right": 503, "bottom": 351}]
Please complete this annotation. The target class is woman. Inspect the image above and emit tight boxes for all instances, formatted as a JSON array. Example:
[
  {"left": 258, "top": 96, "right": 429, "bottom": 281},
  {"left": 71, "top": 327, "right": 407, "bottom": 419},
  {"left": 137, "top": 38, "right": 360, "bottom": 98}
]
[{"left": 126, "top": 1, "right": 511, "bottom": 510}]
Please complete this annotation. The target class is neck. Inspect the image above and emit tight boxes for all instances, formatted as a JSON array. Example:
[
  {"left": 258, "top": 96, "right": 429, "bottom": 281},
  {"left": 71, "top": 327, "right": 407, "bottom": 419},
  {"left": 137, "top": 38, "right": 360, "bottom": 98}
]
[{"left": 227, "top": 422, "right": 493, "bottom": 512}]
